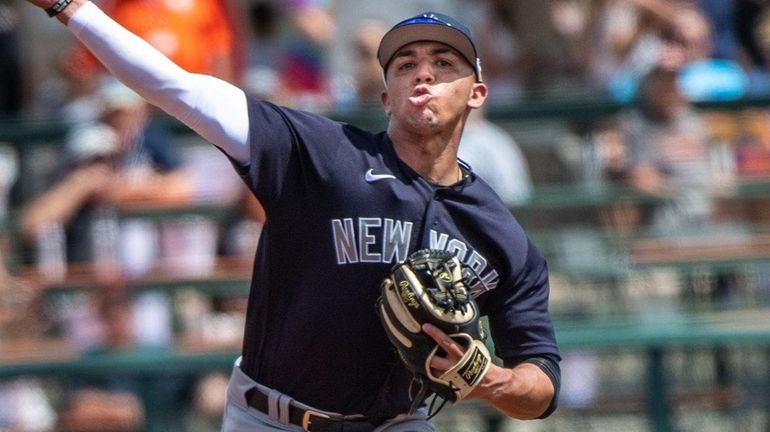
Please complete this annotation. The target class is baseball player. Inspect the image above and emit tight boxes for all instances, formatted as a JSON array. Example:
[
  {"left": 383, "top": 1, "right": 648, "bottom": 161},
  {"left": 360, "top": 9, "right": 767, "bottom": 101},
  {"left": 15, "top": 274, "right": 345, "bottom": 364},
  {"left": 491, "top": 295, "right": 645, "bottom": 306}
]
[{"left": 26, "top": 1, "right": 561, "bottom": 430}]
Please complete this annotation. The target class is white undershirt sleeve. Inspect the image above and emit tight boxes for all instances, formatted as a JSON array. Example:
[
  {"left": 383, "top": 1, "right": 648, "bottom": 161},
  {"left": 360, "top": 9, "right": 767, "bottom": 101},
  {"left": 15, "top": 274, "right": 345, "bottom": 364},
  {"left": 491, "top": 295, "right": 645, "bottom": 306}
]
[{"left": 67, "top": 1, "right": 250, "bottom": 164}]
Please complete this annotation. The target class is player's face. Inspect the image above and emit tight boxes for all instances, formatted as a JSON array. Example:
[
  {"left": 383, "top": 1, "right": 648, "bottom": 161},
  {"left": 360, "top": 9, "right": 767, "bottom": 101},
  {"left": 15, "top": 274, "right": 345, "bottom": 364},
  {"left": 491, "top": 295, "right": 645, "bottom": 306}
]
[{"left": 381, "top": 41, "right": 487, "bottom": 133}]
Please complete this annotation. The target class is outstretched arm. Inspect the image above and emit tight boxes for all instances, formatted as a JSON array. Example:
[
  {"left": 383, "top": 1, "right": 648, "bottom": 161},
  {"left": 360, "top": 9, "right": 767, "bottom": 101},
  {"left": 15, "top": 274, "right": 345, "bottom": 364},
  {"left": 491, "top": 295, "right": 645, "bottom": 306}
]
[{"left": 24, "top": 0, "right": 251, "bottom": 164}]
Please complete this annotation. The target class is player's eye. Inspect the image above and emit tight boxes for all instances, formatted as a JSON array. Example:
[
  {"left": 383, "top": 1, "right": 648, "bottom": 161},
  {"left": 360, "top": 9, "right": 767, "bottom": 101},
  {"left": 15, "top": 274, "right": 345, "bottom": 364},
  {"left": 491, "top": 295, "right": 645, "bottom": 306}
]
[{"left": 398, "top": 61, "right": 416, "bottom": 71}]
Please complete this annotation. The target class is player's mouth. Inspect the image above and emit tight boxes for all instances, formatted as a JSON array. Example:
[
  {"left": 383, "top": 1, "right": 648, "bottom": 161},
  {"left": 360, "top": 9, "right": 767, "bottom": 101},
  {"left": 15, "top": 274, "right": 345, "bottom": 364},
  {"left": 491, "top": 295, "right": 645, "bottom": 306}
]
[{"left": 409, "top": 86, "right": 433, "bottom": 107}]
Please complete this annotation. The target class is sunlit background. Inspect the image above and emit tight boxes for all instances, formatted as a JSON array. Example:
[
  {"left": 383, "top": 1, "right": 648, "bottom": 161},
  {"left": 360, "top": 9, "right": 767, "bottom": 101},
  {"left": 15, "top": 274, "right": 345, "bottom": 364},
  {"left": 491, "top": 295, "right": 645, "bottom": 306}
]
[{"left": 2, "top": 1, "right": 770, "bottom": 431}]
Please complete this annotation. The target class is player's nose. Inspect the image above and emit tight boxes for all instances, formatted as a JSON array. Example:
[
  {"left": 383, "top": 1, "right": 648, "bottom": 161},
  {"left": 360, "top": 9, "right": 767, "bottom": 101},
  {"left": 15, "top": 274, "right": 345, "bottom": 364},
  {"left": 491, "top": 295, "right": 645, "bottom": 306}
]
[{"left": 413, "top": 62, "right": 435, "bottom": 84}]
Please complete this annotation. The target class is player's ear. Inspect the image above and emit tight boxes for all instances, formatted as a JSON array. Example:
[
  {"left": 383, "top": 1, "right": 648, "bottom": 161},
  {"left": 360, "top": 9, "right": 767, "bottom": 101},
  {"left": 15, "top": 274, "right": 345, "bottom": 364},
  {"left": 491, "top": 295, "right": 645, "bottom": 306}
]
[
  {"left": 467, "top": 82, "right": 488, "bottom": 110},
  {"left": 381, "top": 90, "right": 391, "bottom": 117}
]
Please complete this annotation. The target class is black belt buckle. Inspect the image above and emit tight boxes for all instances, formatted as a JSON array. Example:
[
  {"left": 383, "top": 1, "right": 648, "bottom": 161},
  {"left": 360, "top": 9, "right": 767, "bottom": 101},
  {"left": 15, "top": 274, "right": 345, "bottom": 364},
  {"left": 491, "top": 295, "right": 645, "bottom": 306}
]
[{"left": 302, "top": 410, "right": 330, "bottom": 431}]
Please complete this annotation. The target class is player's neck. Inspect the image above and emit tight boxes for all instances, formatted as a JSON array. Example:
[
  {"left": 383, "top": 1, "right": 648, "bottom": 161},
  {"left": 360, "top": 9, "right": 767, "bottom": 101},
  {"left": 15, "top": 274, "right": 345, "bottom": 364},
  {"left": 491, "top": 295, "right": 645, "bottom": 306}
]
[{"left": 389, "top": 131, "right": 462, "bottom": 186}]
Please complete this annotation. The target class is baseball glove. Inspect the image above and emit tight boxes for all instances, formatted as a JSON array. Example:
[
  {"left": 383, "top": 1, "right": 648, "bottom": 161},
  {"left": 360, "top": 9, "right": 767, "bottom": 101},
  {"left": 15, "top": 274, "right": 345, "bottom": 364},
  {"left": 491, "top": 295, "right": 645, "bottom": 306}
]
[{"left": 376, "top": 249, "right": 491, "bottom": 415}]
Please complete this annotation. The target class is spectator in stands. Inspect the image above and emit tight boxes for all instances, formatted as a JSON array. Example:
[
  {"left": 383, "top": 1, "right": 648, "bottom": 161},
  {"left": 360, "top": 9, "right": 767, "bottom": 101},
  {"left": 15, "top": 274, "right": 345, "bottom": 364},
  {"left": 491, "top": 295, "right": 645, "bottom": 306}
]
[
  {"left": 19, "top": 81, "right": 193, "bottom": 273},
  {"left": 0, "top": 282, "right": 55, "bottom": 432},
  {"left": 350, "top": 18, "right": 388, "bottom": 110},
  {"left": 0, "top": 250, "right": 57, "bottom": 432},
  {"left": 619, "top": 67, "right": 740, "bottom": 365},
  {"left": 66, "top": 0, "right": 244, "bottom": 83},
  {"left": 95, "top": 81, "right": 191, "bottom": 206},
  {"left": 244, "top": 0, "right": 336, "bottom": 111},
  {"left": 551, "top": 0, "right": 670, "bottom": 101},
  {"left": 467, "top": 0, "right": 533, "bottom": 106},
  {"left": 669, "top": 5, "right": 748, "bottom": 102},
  {"left": 18, "top": 86, "right": 198, "bottom": 432},
  {"left": 51, "top": 264, "right": 194, "bottom": 432},
  {"left": 53, "top": 49, "right": 108, "bottom": 123},
  {"left": 34, "top": 0, "right": 247, "bottom": 122},
  {"left": 19, "top": 122, "right": 119, "bottom": 270},
  {"left": 55, "top": 279, "right": 199, "bottom": 431},
  {"left": 278, "top": 0, "right": 336, "bottom": 111},
  {"left": 0, "top": 377, "right": 57, "bottom": 432},
  {"left": 619, "top": 66, "right": 733, "bottom": 231},
  {"left": 585, "top": 119, "right": 646, "bottom": 233},
  {"left": 0, "top": 255, "right": 50, "bottom": 341},
  {"left": 185, "top": 371, "right": 231, "bottom": 432},
  {"left": 243, "top": 1, "right": 284, "bottom": 101},
  {"left": 734, "top": 111, "right": 770, "bottom": 179},
  {"left": 619, "top": 66, "right": 742, "bottom": 395},
  {"left": 458, "top": 108, "right": 533, "bottom": 207},
  {"left": 54, "top": 282, "right": 145, "bottom": 432},
  {"left": 553, "top": 0, "right": 747, "bottom": 102}
]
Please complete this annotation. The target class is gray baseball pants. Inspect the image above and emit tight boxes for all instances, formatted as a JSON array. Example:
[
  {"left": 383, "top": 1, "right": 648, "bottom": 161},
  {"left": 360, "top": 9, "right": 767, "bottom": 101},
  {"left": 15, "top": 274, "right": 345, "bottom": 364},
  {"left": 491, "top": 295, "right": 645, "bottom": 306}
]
[{"left": 221, "top": 358, "right": 435, "bottom": 432}]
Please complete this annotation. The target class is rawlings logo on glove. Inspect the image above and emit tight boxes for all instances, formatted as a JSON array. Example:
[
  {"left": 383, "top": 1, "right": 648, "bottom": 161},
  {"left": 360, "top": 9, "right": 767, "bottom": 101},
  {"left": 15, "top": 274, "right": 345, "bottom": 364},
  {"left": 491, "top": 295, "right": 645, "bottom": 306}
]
[{"left": 376, "top": 249, "right": 492, "bottom": 415}]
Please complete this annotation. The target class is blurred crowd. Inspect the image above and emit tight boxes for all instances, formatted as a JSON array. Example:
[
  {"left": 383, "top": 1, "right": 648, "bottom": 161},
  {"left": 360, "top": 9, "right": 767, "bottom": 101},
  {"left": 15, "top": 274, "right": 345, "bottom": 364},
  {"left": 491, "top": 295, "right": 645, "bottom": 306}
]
[
  {"left": 4, "top": 0, "right": 770, "bottom": 118},
  {"left": 3, "top": 0, "right": 770, "bottom": 430}
]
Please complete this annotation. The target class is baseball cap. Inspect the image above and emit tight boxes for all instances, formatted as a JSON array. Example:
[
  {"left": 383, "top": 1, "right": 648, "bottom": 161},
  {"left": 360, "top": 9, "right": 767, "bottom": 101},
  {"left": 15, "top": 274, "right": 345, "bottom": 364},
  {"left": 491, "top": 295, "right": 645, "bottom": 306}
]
[
  {"left": 377, "top": 12, "right": 482, "bottom": 82},
  {"left": 65, "top": 122, "right": 119, "bottom": 163},
  {"left": 99, "top": 79, "right": 144, "bottom": 112}
]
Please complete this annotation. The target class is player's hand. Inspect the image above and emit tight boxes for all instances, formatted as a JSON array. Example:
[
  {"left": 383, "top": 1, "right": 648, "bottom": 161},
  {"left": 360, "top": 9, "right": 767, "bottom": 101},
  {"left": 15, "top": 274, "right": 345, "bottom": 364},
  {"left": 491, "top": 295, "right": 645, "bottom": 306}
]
[
  {"left": 423, "top": 322, "right": 496, "bottom": 400},
  {"left": 422, "top": 323, "right": 466, "bottom": 374}
]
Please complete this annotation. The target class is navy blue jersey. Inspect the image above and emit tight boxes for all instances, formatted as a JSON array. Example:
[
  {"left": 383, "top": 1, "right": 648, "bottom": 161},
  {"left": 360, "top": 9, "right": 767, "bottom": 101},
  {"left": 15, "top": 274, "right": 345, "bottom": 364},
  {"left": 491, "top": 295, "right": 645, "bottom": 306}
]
[{"left": 234, "top": 97, "right": 559, "bottom": 417}]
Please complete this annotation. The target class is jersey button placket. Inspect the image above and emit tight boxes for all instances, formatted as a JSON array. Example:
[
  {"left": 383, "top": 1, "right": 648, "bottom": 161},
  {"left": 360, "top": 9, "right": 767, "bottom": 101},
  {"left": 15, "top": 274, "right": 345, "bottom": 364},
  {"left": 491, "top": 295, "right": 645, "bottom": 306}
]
[{"left": 431, "top": 190, "right": 444, "bottom": 227}]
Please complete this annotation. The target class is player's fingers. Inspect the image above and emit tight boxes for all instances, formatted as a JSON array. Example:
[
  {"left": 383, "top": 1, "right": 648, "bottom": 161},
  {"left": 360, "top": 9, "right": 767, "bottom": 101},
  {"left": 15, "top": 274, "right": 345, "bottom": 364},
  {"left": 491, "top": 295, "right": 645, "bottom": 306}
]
[
  {"left": 422, "top": 323, "right": 464, "bottom": 357},
  {"left": 428, "top": 355, "right": 455, "bottom": 372}
]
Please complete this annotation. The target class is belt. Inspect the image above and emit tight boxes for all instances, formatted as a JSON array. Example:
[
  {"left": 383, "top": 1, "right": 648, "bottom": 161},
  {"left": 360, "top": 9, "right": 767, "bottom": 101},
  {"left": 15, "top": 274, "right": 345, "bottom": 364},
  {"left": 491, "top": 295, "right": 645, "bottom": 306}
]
[{"left": 245, "top": 387, "right": 376, "bottom": 432}]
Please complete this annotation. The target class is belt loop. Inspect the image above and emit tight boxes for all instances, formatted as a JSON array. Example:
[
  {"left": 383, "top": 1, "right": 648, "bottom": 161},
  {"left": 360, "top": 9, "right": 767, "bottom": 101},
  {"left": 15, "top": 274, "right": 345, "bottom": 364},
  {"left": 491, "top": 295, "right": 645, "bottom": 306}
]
[
  {"left": 268, "top": 389, "right": 282, "bottom": 421},
  {"left": 278, "top": 394, "right": 292, "bottom": 425}
]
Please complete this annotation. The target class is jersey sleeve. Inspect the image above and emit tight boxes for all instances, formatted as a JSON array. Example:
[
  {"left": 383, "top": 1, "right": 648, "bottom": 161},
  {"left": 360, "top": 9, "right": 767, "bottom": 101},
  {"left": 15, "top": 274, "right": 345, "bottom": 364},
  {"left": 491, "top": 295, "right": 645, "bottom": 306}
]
[
  {"left": 485, "top": 238, "right": 561, "bottom": 362},
  {"left": 235, "top": 96, "right": 350, "bottom": 212}
]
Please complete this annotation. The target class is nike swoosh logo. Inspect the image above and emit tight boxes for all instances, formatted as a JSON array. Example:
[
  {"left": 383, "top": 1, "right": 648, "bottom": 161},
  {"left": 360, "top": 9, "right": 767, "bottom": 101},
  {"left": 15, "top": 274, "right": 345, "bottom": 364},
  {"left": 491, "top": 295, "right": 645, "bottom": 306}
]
[{"left": 364, "top": 168, "right": 397, "bottom": 183}]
